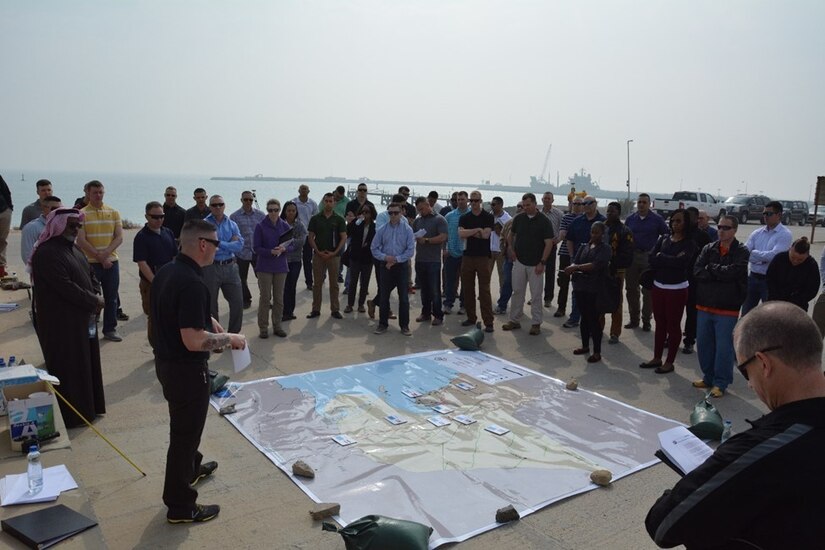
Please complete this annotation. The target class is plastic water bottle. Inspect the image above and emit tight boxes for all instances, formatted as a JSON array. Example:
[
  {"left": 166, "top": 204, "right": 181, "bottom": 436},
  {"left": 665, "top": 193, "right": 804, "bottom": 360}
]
[
  {"left": 7, "top": 356, "right": 15, "bottom": 367},
  {"left": 720, "top": 420, "right": 733, "bottom": 443},
  {"left": 27, "top": 444, "right": 43, "bottom": 494}
]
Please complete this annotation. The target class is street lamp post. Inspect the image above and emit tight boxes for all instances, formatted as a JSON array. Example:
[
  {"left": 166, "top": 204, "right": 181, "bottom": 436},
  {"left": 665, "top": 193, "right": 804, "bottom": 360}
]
[{"left": 626, "top": 139, "right": 633, "bottom": 203}]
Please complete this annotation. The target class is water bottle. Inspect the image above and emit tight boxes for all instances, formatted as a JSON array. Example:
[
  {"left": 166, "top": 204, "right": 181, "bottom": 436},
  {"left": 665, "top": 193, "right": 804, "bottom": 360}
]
[
  {"left": 27, "top": 444, "right": 43, "bottom": 494},
  {"left": 7, "top": 356, "right": 15, "bottom": 367},
  {"left": 720, "top": 420, "right": 732, "bottom": 443}
]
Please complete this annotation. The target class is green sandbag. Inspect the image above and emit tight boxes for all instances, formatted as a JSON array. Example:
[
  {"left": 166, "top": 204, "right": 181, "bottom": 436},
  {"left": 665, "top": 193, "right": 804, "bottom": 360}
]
[
  {"left": 688, "top": 398, "right": 724, "bottom": 441},
  {"left": 322, "top": 514, "right": 433, "bottom": 550},
  {"left": 450, "top": 323, "right": 484, "bottom": 351}
]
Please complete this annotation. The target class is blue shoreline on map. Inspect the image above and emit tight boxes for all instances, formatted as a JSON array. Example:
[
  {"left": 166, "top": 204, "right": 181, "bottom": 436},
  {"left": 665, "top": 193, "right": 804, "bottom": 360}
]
[{"left": 277, "top": 356, "right": 458, "bottom": 416}]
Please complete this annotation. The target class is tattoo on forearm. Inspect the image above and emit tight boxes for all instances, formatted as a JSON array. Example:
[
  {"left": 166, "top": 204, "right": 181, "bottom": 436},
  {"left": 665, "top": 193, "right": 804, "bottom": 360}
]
[{"left": 201, "top": 332, "right": 231, "bottom": 351}]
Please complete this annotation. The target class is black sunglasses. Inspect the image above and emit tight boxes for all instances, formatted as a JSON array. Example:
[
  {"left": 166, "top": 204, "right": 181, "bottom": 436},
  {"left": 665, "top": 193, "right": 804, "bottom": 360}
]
[
  {"left": 736, "top": 345, "right": 782, "bottom": 380},
  {"left": 199, "top": 237, "right": 220, "bottom": 248},
  {"left": 762, "top": 211, "right": 776, "bottom": 217},
  {"left": 718, "top": 225, "right": 733, "bottom": 231},
  {"left": 469, "top": 198, "right": 481, "bottom": 203},
  {"left": 267, "top": 208, "right": 280, "bottom": 213},
  {"left": 148, "top": 214, "right": 165, "bottom": 220},
  {"left": 209, "top": 203, "right": 224, "bottom": 208},
  {"left": 582, "top": 200, "right": 595, "bottom": 206}
]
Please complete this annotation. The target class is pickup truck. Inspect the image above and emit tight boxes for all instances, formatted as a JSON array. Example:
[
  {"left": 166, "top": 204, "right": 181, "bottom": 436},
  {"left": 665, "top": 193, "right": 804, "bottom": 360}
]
[{"left": 652, "top": 191, "right": 726, "bottom": 221}]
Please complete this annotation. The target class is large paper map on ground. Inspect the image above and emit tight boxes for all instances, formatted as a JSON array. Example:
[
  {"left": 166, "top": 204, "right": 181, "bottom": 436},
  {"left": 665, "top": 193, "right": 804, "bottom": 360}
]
[{"left": 212, "top": 350, "right": 681, "bottom": 547}]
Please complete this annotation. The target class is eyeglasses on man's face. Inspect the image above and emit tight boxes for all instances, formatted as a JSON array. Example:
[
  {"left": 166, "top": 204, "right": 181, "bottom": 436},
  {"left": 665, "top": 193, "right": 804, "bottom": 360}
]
[
  {"left": 388, "top": 211, "right": 401, "bottom": 216},
  {"left": 267, "top": 208, "right": 280, "bottom": 213},
  {"left": 148, "top": 214, "right": 165, "bottom": 220},
  {"left": 209, "top": 203, "right": 225, "bottom": 208},
  {"left": 582, "top": 200, "right": 595, "bottom": 206},
  {"left": 736, "top": 345, "right": 782, "bottom": 380},
  {"left": 762, "top": 211, "right": 777, "bottom": 217},
  {"left": 469, "top": 198, "right": 481, "bottom": 203},
  {"left": 199, "top": 237, "right": 220, "bottom": 248},
  {"left": 717, "top": 225, "right": 733, "bottom": 231}
]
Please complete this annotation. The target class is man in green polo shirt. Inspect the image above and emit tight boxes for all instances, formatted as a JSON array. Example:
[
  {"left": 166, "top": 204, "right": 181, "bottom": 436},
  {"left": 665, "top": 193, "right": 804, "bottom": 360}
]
[{"left": 307, "top": 193, "right": 347, "bottom": 319}]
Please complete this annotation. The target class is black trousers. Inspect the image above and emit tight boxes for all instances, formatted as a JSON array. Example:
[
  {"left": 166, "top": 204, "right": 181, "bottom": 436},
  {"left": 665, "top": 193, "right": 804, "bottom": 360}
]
[
  {"left": 575, "top": 290, "right": 602, "bottom": 354},
  {"left": 302, "top": 241, "right": 314, "bottom": 286},
  {"left": 156, "top": 358, "right": 209, "bottom": 516},
  {"left": 557, "top": 255, "right": 571, "bottom": 312},
  {"left": 543, "top": 245, "right": 557, "bottom": 302},
  {"left": 347, "top": 258, "right": 373, "bottom": 308},
  {"left": 683, "top": 280, "right": 697, "bottom": 347},
  {"left": 236, "top": 257, "right": 257, "bottom": 305}
]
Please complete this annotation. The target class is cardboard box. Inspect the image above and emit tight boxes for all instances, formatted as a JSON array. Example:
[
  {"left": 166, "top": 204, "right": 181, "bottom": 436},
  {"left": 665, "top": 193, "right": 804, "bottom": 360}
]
[
  {"left": 4, "top": 381, "right": 58, "bottom": 448},
  {"left": 0, "top": 365, "right": 40, "bottom": 416}
]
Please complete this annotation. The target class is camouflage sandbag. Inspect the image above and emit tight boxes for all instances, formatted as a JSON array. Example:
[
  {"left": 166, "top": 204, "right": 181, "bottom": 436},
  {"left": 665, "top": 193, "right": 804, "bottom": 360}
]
[{"left": 322, "top": 514, "right": 432, "bottom": 550}]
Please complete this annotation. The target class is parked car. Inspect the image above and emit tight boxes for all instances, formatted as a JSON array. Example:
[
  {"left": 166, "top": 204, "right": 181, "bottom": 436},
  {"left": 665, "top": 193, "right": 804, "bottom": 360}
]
[
  {"left": 808, "top": 204, "right": 825, "bottom": 227},
  {"left": 722, "top": 194, "right": 772, "bottom": 224},
  {"left": 778, "top": 200, "right": 808, "bottom": 226},
  {"left": 652, "top": 191, "right": 726, "bottom": 221}
]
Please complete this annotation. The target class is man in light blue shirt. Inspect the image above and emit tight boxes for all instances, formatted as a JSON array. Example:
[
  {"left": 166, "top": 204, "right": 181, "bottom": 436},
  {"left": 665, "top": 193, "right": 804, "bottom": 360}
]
[
  {"left": 21, "top": 196, "right": 62, "bottom": 264},
  {"left": 292, "top": 184, "right": 318, "bottom": 290},
  {"left": 204, "top": 195, "right": 245, "bottom": 334},
  {"left": 742, "top": 200, "right": 793, "bottom": 316},
  {"left": 371, "top": 201, "right": 415, "bottom": 335},
  {"left": 230, "top": 191, "right": 265, "bottom": 309},
  {"left": 443, "top": 191, "right": 469, "bottom": 314}
]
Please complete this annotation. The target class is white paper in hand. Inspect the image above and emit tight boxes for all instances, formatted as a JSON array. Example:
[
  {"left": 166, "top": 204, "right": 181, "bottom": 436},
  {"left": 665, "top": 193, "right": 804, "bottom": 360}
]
[
  {"left": 657, "top": 426, "right": 713, "bottom": 475},
  {"left": 232, "top": 344, "right": 251, "bottom": 373},
  {"left": 413, "top": 229, "right": 427, "bottom": 239}
]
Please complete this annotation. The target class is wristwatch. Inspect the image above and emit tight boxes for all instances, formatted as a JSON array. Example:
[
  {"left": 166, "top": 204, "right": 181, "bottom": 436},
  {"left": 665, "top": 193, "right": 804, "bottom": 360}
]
[{"left": 424, "top": 237, "right": 429, "bottom": 244}]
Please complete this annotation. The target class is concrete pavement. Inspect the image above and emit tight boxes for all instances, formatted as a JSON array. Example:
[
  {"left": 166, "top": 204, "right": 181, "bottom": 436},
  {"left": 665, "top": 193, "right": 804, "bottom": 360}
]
[{"left": 0, "top": 222, "right": 820, "bottom": 549}]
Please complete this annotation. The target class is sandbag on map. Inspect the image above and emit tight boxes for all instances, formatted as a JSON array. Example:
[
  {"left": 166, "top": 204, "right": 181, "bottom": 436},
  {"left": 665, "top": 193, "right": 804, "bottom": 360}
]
[{"left": 323, "top": 514, "right": 432, "bottom": 550}]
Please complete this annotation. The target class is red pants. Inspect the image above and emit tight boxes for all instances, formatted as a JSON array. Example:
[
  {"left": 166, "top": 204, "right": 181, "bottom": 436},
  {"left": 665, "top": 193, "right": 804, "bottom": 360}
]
[{"left": 651, "top": 286, "right": 688, "bottom": 364}]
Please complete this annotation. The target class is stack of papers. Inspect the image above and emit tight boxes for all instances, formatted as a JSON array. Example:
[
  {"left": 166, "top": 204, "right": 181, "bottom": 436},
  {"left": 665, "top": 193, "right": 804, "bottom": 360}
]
[
  {"left": 657, "top": 426, "right": 714, "bottom": 475},
  {"left": 0, "top": 465, "right": 78, "bottom": 506}
]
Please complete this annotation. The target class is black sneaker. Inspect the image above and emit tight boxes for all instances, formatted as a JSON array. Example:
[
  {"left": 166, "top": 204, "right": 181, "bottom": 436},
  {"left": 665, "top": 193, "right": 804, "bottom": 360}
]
[
  {"left": 167, "top": 503, "right": 220, "bottom": 524},
  {"left": 190, "top": 461, "right": 218, "bottom": 487},
  {"left": 117, "top": 309, "right": 129, "bottom": 321}
]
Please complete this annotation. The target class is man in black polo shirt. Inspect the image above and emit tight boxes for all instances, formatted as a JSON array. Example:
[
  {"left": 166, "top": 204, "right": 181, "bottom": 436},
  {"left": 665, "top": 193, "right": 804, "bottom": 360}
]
[
  {"left": 151, "top": 219, "right": 246, "bottom": 524},
  {"left": 459, "top": 190, "right": 496, "bottom": 332},
  {"left": 133, "top": 201, "right": 178, "bottom": 348},
  {"left": 162, "top": 186, "right": 186, "bottom": 239},
  {"left": 502, "top": 193, "right": 554, "bottom": 335},
  {"left": 184, "top": 187, "right": 210, "bottom": 221}
]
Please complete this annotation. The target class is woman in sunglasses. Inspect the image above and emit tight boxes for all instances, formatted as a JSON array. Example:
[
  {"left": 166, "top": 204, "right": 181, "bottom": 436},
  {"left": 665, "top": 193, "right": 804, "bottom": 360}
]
[
  {"left": 253, "top": 199, "right": 293, "bottom": 338},
  {"left": 691, "top": 215, "right": 750, "bottom": 397}
]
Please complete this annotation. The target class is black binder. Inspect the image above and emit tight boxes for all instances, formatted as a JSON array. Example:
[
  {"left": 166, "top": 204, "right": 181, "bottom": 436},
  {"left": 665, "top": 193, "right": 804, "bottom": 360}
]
[{"left": 1, "top": 504, "right": 97, "bottom": 549}]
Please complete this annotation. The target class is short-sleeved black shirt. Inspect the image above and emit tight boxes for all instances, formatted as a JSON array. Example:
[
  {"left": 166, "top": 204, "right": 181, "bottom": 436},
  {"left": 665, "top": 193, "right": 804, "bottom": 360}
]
[
  {"left": 151, "top": 253, "right": 212, "bottom": 363},
  {"left": 459, "top": 209, "right": 495, "bottom": 257},
  {"left": 511, "top": 212, "right": 554, "bottom": 266}
]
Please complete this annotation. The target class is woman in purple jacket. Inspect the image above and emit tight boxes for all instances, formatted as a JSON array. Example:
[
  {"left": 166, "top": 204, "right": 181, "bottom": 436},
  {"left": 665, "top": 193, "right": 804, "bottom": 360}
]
[{"left": 253, "top": 199, "right": 293, "bottom": 338}]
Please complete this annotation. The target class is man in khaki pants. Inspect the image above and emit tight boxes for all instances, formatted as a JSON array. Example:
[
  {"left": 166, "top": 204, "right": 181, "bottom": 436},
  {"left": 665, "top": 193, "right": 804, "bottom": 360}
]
[{"left": 307, "top": 193, "right": 347, "bottom": 319}]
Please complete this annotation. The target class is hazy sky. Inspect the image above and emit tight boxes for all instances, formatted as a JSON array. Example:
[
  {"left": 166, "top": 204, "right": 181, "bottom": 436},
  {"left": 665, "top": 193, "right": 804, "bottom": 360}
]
[{"left": 2, "top": 0, "right": 823, "bottom": 199}]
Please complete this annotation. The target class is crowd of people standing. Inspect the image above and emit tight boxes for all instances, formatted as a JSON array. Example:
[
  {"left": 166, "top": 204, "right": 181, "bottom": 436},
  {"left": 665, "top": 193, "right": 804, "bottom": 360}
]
[{"left": 4, "top": 172, "right": 825, "bottom": 530}]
